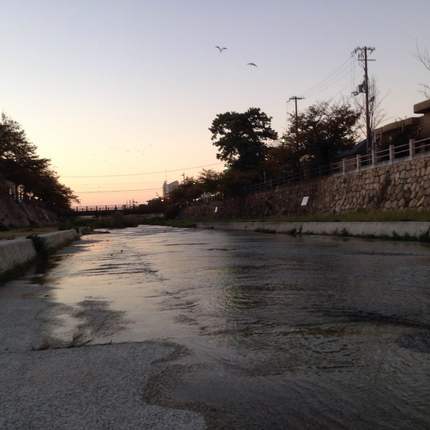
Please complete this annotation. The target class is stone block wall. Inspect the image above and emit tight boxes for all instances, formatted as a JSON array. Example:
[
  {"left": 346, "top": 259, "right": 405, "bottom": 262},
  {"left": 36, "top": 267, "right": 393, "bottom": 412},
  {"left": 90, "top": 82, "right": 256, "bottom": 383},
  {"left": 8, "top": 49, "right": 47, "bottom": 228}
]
[
  {"left": 0, "top": 195, "right": 57, "bottom": 228},
  {"left": 182, "top": 156, "right": 430, "bottom": 219}
]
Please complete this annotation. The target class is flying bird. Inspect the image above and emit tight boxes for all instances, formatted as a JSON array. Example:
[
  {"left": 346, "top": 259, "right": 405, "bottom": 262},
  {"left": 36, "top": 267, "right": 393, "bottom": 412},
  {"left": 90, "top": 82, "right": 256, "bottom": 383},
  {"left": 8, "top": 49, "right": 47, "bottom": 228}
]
[
  {"left": 216, "top": 46, "right": 227, "bottom": 53},
  {"left": 247, "top": 62, "right": 258, "bottom": 67}
]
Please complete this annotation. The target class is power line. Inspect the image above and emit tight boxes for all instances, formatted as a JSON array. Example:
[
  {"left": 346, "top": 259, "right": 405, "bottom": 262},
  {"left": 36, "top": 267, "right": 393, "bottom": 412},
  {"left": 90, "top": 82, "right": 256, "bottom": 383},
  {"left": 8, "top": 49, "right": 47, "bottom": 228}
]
[
  {"left": 301, "top": 56, "right": 353, "bottom": 97},
  {"left": 330, "top": 61, "right": 358, "bottom": 103},
  {"left": 307, "top": 66, "right": 352, "bottom": 98},
  {"left": 77, "top": 187, "right": 161, "bottom": 194},
  {"left": 304, "top": 61, "right": 354, "bottom": 100},
  {"left": 61, "top": 162, "right": 223, "bottom": 179}
]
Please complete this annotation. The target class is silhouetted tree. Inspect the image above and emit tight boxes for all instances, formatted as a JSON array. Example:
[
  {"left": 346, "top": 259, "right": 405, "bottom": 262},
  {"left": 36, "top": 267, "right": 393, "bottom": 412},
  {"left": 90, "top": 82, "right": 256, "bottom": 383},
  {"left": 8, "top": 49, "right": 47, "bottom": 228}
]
[
  {"left": 353, "top": 78, "right": 386, "bottom": 139},
  {"left": 0, "top": 113, "right": 77, "bottom": 213},
  {"left": 283, "top": 102, "right": 360, "bottom": 170},
  {"left": 141, "top": 197, "right": 165, "bottom": 214},
  {"left": 264, "top": 140, "right": 302, "bottom": 180},
  {"left": 219, "top": 169, "right": 259, "bottom": 197},
  {"left": 209, "top": 107, "right": 278, "bottom": 171},
  {"left": 198, "top": 169, "right": 222, "bottom": 193},
  {"left": 168, "top": 176, "right": 203, "bottom": 204}
]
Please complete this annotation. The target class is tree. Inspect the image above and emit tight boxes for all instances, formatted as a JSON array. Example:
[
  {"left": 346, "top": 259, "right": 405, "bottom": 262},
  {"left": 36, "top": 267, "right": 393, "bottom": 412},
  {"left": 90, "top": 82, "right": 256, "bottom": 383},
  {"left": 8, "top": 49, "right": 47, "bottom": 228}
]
[
  {"left": 0, "top": 113, "right": 77, "bottom": 213},
  {"left": 141, "top": 197, "right": 165, "bottom": 214},
  {"left": 168, "top": 176, "right": 203, "bottom": 205},
  {"left": 219, "top": 168, "right": 258, "bottom": 197},
  {"left": 198, "top": 169, "right": 222, "bottom": 193},
  {"left": 353, "top": 78, "right": 386, "bottom": 141},
  {"left": 265, "top": 140, "right": 301, "bottom": 180},
  {"left": 283, "top": 102, "right": 360, "bottom": 170},
  {"left": 209, "top": 107, "right": 278, "bottom": 171},
  {"left": 417, "top": 44, "right": 430, "bottom": 97}
]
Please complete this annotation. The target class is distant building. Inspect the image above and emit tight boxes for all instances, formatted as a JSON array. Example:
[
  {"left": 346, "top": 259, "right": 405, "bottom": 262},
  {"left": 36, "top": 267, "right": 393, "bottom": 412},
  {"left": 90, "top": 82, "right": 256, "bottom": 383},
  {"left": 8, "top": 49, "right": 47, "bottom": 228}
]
[
  {"left": 374, "top": 98, "right": 430, "bottom": 149},
  {"left": 162, "top": 180, "right": 179, "bottom": 198},
  {"left": 339, "top": 97, "right": 430, "bottom": 158},
  {"left": 413, "top": 98, "right": 430, "bottom": 137}
]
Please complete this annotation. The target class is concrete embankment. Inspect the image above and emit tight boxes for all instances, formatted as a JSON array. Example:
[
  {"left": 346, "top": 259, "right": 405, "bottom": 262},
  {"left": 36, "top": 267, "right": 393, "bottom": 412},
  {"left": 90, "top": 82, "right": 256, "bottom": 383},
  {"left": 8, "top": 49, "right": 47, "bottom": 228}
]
[
  {"left": 35, "top": 230, "right": 80, "bottom": 252},
  {"left": 197, "top": 221, "right": 430, "bottom": 241},
  {"left": 0, "top": 238, "right": 38, "bottom": 276},
  {"left": 0, "top": 230, "right": 80, "bottom": 278}
]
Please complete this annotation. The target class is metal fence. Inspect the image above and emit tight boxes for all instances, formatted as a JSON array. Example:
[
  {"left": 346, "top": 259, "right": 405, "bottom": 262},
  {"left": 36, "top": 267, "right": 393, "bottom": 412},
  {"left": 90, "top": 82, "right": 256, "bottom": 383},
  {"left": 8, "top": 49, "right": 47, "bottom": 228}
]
[
  {"left": 73, "top": 204, "right": 137, "bottom": 214},
  {"left": 248, "top": 137, "right": 430, "bottom": 194}
]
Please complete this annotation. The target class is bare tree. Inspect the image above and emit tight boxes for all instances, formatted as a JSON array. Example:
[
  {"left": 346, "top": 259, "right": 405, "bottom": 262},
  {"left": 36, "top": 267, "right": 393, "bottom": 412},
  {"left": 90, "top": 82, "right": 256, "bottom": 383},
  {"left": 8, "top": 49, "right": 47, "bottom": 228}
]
[
  {"left": 417, "top": 44, "right": 430, "bottom": 97},
  {"left": 353, "top": 78, "right": 386, "bottom": 140}
]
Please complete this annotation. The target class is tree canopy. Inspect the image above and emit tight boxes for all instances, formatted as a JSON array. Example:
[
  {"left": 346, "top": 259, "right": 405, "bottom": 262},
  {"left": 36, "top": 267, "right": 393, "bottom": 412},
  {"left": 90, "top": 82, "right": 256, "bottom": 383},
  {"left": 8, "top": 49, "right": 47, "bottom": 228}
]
[
  {"left": 158, "top": 102, "right": 362, "bottom": 215},
  {"left": 209, "top": 107, "right": 278, "bottom": 171},
  {"left": 0, "top": 113, "right": 77, "bottom": 213},
  {"left": 283, "top": 102, "right": 360, "bottom": 169}
]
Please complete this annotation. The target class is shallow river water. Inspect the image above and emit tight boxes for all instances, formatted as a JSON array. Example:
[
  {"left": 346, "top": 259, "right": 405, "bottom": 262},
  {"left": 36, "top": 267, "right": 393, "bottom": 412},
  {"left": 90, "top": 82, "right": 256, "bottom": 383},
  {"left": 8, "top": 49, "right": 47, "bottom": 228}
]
[{"left": 13, "top": 226, "right": 430, "bottom": 428}]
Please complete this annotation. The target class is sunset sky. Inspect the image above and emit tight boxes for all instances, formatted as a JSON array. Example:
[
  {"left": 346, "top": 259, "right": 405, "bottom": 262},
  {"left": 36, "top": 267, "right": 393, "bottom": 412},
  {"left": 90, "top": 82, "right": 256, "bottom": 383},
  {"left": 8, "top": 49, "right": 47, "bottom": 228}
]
[{"left": 1, "top": 0, "right": 429, "bottom": 206}]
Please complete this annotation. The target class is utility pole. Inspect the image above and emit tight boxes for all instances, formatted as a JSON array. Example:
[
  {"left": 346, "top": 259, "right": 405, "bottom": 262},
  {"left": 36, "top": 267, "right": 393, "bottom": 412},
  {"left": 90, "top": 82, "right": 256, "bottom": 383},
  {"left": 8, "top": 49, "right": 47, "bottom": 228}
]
[
  {"left": 352, "top": 46, "right": 376, "bottom": 153},
  {"left": 288, "top": 96, "right": 305, "bottom": 134}
]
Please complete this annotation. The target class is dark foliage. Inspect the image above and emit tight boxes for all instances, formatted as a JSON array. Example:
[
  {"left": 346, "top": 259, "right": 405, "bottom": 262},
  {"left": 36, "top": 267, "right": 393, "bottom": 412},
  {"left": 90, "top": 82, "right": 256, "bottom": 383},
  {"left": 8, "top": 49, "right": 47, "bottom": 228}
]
[
  {"left": 281, "top": 102, "right": 360, "bottom": 171},
  {"left": 139, "top": 197, "right": 166, "bottom": 214},
  {"left": 209, "top": 107, "right": 277, "bottom": 171},
  {"left": 0, "top": 114, "right": 77, "bottom": 213},
  {"left": 158, "top": 103, "right": 361, "bottom": 216}
]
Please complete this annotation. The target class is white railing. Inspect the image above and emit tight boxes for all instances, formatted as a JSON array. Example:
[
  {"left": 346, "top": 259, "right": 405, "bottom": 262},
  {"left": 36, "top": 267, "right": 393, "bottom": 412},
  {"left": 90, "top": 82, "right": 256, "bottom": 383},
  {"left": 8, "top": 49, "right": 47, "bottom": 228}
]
[
  {"left": 247, "top": 137, "right": 430, "bottom": 195},
  {"left": 330, "top": 137, "right": 430, "bottom": 175}
]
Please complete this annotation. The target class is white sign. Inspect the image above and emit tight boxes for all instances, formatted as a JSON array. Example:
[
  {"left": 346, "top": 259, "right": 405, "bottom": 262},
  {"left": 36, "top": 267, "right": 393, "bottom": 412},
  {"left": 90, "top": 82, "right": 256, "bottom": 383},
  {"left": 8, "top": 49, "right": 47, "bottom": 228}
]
[
  {"left": 301, "top": 196, "right": 309, "bottom": 207},
  {"left": 214, "top": 206, "right": 218, "bottom": 213}
]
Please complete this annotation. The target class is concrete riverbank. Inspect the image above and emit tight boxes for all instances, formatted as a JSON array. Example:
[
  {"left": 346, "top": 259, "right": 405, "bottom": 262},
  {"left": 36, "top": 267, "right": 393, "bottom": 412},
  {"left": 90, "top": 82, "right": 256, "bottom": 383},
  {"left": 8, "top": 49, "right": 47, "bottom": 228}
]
[
  {"left": 197, "top": 221, "right": 430, "bottom": 241},
  {"left": 0, "top": 230, "right": 80, "bottom": 278},
  {"left": 0, "top": 262, "right": 205, "bottom": 429}
]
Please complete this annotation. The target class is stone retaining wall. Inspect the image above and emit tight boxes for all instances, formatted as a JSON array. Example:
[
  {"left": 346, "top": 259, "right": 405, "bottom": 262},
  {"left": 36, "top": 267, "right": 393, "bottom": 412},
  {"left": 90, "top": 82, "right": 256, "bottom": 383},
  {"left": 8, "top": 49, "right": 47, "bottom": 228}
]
[
  {"left": 0, "top": 195, "right": 57, "bottom": 229},
  {"left": 182, "top": 156, "right": 430, "bottom": 219}
]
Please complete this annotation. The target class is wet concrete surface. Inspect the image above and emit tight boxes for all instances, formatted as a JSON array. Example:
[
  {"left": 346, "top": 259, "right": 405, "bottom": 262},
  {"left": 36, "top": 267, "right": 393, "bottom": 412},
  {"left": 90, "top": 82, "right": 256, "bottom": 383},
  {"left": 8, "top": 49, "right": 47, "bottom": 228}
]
[
  {"left": 0, "top": 342, "right": 205, "bottom": 430},
  {"left": 1, "top": 225, "right": 430, "bottom": 429}
]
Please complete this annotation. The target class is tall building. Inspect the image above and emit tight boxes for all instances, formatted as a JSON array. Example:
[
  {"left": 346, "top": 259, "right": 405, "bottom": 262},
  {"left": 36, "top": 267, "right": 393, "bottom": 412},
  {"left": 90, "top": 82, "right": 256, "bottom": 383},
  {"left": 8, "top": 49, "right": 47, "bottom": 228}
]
[{"left": 162, "top": 180, "right": 179, "bottom": 198}]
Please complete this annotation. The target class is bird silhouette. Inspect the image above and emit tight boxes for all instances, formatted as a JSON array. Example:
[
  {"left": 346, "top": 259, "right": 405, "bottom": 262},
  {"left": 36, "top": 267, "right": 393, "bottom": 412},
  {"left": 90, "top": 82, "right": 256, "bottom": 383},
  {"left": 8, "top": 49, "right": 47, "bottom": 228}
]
[
  {"left": 247, "top": 62, "right": 258, "bottom": 67},
  {"left": 216, "top": 46, "right": 227, "bottom": 53}
]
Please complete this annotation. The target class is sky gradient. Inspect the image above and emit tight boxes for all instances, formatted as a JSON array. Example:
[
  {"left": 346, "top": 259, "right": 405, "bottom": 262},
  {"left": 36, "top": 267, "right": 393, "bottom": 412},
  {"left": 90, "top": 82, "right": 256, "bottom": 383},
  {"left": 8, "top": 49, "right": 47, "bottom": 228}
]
[{"left": 1, "top": 0, "right": 429, "bottom": 206}]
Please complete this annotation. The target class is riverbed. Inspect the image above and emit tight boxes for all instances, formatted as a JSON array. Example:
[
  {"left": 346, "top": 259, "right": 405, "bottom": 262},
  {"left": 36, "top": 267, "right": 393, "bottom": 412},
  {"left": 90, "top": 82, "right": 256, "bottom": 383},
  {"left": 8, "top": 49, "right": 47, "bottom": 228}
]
[{"left": 1, "top": 225, "right": 430, "bottom": 429}]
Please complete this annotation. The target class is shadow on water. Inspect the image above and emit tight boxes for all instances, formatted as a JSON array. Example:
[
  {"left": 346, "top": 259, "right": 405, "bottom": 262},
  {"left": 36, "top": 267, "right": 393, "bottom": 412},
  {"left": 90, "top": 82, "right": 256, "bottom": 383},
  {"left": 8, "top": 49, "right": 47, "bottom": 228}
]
[{"left": 71, "top": 299, "right": 128, "bottom": 343}]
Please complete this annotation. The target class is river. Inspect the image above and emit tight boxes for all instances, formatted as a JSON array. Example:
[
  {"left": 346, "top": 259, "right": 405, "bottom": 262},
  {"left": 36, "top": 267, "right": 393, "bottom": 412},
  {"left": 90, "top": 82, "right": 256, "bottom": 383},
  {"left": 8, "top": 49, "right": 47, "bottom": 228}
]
[{"left": 4, "top": 226, "right": 430, "bottom": 429}]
